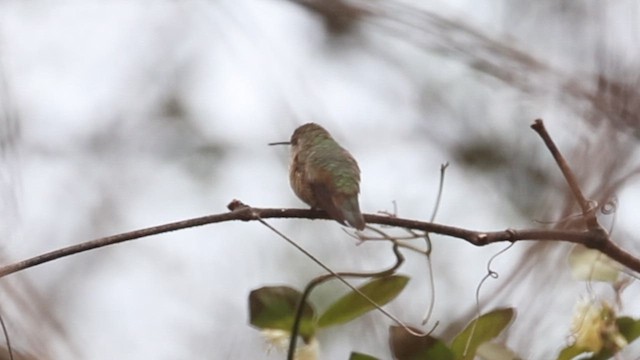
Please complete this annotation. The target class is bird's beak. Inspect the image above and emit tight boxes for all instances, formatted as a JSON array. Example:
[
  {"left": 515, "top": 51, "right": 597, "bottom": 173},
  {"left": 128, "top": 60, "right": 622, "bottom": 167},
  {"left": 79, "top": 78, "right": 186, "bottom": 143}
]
[{"left": 268, "top": 141, "right": 291, "bottom": 146}]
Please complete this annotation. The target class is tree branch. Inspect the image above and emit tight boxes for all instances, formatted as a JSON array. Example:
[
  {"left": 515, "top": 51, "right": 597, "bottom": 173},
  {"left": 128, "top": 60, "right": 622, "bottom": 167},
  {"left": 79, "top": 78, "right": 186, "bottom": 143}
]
[
  {"left": 530, "top": 119, "right": 599, "bottom": 228},
  {"left": 0, "top": 200, "right": 638, "bottom": 278},
  {"left": 0, "top": 120, "right": 637, "bottom": 279}
]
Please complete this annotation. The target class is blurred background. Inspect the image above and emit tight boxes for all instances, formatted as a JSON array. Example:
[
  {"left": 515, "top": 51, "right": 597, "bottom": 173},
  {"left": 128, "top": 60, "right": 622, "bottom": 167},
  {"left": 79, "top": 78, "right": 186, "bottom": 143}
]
[{"left": 1, "top": 0, "right": 640, "bottom": 359}]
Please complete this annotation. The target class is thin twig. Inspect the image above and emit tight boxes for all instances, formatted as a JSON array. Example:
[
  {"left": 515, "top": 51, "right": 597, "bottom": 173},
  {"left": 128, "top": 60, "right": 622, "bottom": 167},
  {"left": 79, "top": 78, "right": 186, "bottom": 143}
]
[
  {"left": 283, "top": 244, "right": 403, "bottom": 360},
  {"left": 421, "top": 162, "right": 448, "bottom": 326},
  {"left": 252, "top": 219, "right": 417, "bottom": 360},
  {"left": 430, "top": 162, "right": 449, "bottom": 223},
  {"left": 530, "top": 119, "right": 598, "bottom": 228}
]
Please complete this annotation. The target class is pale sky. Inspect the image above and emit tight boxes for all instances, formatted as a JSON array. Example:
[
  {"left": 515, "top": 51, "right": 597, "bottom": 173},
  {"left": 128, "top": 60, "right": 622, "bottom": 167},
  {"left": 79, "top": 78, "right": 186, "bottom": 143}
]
[{"left": 1, "top": 1, "right": 639, "bottom": 359}]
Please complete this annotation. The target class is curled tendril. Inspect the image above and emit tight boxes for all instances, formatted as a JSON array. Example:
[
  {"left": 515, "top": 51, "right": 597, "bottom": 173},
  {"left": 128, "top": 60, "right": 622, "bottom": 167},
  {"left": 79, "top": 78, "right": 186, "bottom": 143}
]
[
  {"left": 600, "top": 197, "right": 618, "bottom": 215},
  {"left": 463, "top": 243, "right": 514, "bottom": 357}
]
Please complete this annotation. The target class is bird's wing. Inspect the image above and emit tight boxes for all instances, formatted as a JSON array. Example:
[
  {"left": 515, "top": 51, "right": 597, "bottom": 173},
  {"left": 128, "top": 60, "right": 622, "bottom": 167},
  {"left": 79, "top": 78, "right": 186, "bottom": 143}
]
[{"left": 309, "top": 181, "right": 348, "bottom": 226}]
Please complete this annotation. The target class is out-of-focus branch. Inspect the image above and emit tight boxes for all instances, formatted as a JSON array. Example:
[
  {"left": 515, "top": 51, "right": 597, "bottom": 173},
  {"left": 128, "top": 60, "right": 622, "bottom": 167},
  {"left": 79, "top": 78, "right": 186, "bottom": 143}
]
[{"left": 283, "top": 0, "right": 370, "bottom": 34}]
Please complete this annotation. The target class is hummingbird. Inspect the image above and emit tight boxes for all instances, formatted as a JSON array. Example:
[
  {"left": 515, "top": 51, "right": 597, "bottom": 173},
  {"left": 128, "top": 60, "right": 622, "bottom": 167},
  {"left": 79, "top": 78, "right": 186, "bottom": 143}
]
[{"left": 270, "top": 123, "right": 366, "bottom": 230}]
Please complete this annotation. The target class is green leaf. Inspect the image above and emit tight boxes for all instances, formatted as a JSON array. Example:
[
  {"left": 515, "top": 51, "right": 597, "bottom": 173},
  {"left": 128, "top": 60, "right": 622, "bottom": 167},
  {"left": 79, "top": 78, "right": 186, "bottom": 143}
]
[
  {"left": 450, "top": 308, "right": 515, "bottom": 360},
  {"left": 617, "top": 316, "right": 640, "bottom": 343},
  {"left": 389, "top": 325, "right": 455, "bottom": 360},
  {"left": 349, "top": 352, "right": 380, "bottom": 360},
  {"left": 556, "top": 344, "right": 587, "bottom": 360},
  {"left": 317, "top": 275, "right": 409, "bottom": 328},
  {"left": 477, "top": 342, "right": 522, "bottom": 360},
  {"left": 248, "top": 286, "right": 316, "bottom": 340}
]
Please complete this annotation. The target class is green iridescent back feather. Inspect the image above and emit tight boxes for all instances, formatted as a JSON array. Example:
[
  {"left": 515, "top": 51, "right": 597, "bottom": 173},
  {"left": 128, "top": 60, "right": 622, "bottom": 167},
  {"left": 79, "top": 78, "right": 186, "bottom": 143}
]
[
  {"left": 296, "top": 126, "right": 360, "bottom": 195},
  {"left": 313, "top": 141, "right": 359, "bottom": 190}
]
